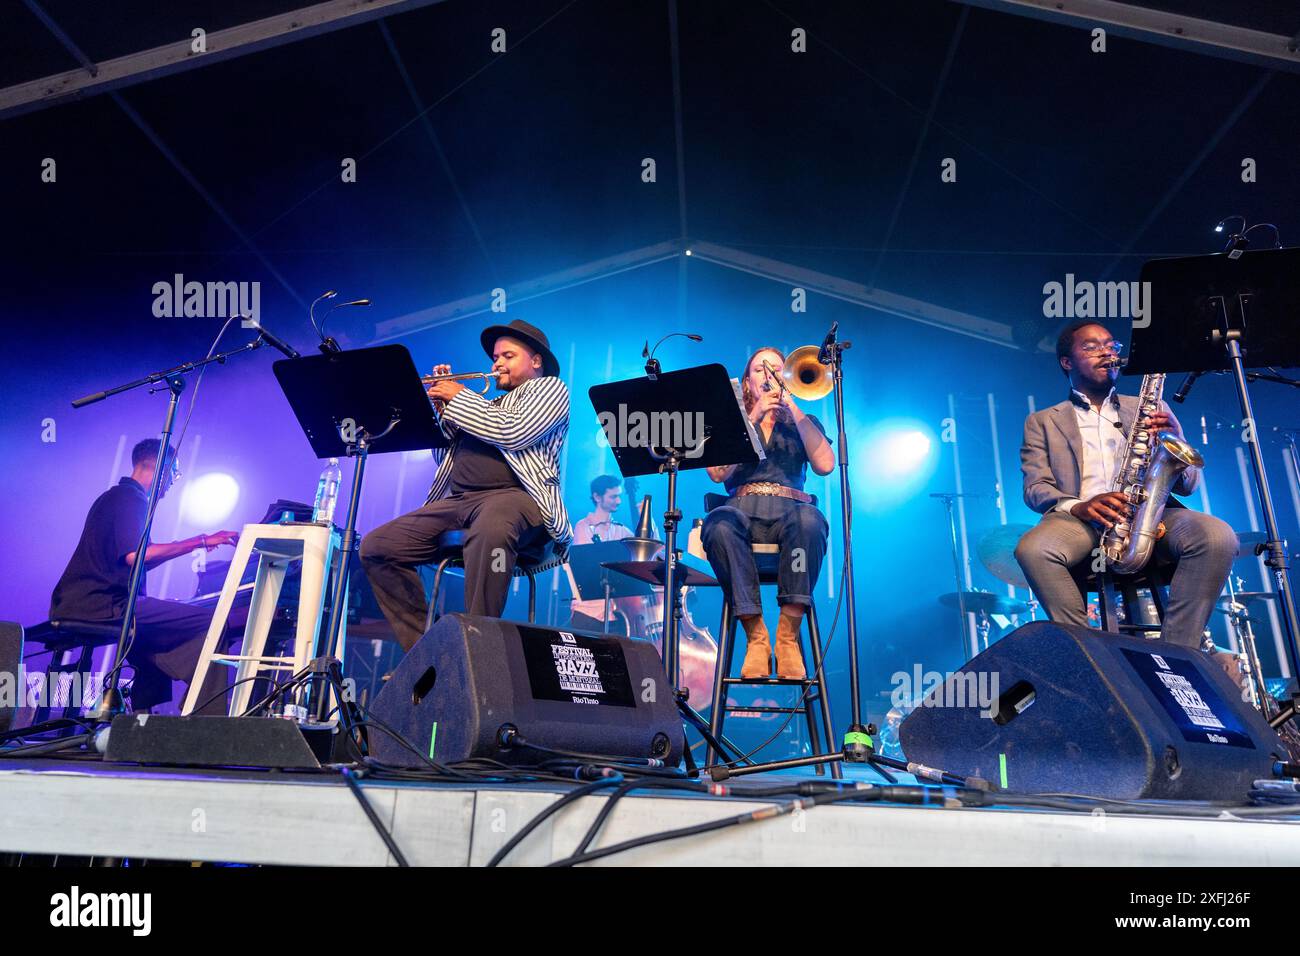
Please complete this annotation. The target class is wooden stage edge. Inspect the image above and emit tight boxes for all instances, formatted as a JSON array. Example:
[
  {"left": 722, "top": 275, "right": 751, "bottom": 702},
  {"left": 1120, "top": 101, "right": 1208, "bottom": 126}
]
[{"left": 2, "top": 759, "right": 1299, "bottom": 866}]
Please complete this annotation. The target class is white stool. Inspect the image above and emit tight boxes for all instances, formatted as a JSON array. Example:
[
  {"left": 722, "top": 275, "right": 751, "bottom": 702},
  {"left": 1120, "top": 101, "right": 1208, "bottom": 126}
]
[{"left": 182, "top": 522, "right": 345, "bottom": 717}]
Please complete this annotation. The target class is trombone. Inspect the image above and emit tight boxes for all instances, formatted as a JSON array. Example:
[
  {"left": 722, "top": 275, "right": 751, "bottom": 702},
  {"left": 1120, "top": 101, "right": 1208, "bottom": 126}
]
[{"left": 762, "top": 345, "right": 834, "bottom": 401}]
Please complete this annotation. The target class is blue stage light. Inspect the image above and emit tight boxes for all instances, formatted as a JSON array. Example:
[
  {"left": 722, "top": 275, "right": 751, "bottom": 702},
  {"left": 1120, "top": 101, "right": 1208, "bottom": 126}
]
[
  {"left": 878, "top": 428, "right": 933, "bottom": 476},
  {"left": 857, "top": 419, "right": 939, "bottom": 509}
]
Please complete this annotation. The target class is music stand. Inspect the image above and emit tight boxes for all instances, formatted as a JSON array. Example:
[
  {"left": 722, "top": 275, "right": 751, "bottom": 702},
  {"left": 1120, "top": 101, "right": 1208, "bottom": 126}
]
[
  {"left": 564, "top": 541, "right": 656, "bottom": 632},
  {"left": 273, "top": 345, "right": 446, "bottom": 719},
  {"left": 1133, "top": 249, "right": 1300, "bottom": 727},
  {"left": 590, "top": 364, "right": 762, "bottom": 767}
]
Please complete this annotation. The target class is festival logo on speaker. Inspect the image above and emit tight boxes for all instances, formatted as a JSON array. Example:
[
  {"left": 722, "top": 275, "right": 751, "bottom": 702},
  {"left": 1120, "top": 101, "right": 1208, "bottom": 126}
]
[
  {"left": 1151, "top": 654, "right": 1227, "bottom": 733},
  {"left": 551, "top": 633, "right": 606, "bottom": 699}
]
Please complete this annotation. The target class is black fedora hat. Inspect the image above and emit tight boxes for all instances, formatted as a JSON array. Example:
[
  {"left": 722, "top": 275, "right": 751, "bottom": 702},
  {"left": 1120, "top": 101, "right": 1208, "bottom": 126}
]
[{"left": 480, "top": 318, "right": 560, "bottom": 377}]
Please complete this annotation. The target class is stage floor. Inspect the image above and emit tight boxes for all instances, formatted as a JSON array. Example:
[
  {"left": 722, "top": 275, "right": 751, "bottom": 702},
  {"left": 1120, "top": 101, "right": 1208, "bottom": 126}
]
[{"left": 3, "top": 756, "right": 1300, "bottom": 866}]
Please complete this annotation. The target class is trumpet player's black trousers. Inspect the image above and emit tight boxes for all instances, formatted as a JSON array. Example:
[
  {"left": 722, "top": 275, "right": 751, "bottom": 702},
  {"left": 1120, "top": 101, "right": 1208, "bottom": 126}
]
[
  {"left": 359, "top": 488, "right": 550, "bottom": 651},
  {"left": 1014, "top": 507, "right": 1238, "bottom": 648}
]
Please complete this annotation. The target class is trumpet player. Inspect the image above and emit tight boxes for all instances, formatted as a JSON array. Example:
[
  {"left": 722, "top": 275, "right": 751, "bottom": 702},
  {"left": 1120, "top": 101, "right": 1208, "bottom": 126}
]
[
  {"left": 1014, "top": 321, "right": 1237, "bottom": 649},
  {"left": 702, "top": 346, "right": 835, "bottom": 679},
  {"left": 360, "top": 319, "right": 572, "bottom": 650}
]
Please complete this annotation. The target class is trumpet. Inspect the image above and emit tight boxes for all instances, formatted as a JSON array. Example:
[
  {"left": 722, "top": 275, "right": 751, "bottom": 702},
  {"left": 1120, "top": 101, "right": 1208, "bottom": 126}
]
[{"left": 421, "top": 368, "right": 502, "bottom": 393}]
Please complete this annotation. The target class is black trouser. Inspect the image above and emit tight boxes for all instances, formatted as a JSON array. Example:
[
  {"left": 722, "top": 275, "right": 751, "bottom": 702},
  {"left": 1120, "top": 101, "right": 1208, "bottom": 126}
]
[
  {"left": 359, "top": 488, "right": 550, "bottom": 651},
  {"left": 701, "top": 494, "right": 829, "bottom": 617},
  {"left": 130, "top": 597, "right": 239, "bottom": 715},
  {"left": 62, "top": 597, "right": 238, "bottom": 715}
]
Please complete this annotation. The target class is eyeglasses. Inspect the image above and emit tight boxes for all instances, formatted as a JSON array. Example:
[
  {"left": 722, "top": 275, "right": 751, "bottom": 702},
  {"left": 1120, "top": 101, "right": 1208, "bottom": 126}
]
[{"left": 1079, "top": 340, "right": 1124, "bottom": 356}]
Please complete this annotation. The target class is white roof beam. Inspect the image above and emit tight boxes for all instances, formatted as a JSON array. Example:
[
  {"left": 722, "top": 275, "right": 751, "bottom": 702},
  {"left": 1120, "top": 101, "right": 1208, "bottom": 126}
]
[
  {"left": 951, "top": 0, "right": 1300, "bottom": 72},
  {"left": 1, "top": 0, "right": 450, "bottom": 121}
]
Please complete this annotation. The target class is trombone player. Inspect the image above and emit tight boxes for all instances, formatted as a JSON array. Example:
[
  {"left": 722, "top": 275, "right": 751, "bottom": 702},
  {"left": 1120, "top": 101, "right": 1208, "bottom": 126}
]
[{"left": 701, "top": 346, "right": 835, "bottom": 679}]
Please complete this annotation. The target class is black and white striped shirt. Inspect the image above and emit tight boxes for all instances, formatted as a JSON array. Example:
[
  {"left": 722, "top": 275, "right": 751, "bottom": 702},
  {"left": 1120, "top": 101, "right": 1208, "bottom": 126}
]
[{"left": 425, "top": 375, "right": 573, "bottom": 550}]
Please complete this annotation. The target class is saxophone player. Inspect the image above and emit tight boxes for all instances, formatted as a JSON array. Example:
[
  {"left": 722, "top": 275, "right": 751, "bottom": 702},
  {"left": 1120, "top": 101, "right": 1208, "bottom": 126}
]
[{"left": 1014, "top": 321, "right": 1238, "bottom": 649}]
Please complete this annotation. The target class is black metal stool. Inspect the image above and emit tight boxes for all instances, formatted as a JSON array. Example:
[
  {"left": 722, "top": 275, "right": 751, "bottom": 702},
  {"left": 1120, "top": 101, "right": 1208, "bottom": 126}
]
[
  {"left": 423, "top": 529, "right": 565, "bottom": 629},
  {"left": 1080, "top": 556, "right": 1177, "bottom": 636},
  {"left": 24, "top": 620, "right": 123, "bottom": 724},
  {"left": 705, "top": 543, "right": 840, "bottom": 778}
]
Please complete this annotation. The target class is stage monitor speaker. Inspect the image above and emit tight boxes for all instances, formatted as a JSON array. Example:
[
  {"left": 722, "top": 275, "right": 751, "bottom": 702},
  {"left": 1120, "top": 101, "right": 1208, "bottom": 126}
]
[
  {"left": 367, "top": 614, "right": 684, "bottom": 767},
  {"left": 899, "top": 621, "right": 1283, "bottom": 801},
  {"left": 103, "top": 714, "right": 323, "bottom": 769},
  {"left": 0, "top": 622, "right": 21, "bottom": 733}
]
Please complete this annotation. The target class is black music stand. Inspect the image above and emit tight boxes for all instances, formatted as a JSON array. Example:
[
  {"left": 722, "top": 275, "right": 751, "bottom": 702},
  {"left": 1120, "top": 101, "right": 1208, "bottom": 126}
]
[
  {"left": 274, "top": 345, "right": 446, "bottom": 720},
  {"left": 1134, "top": 249, "right": 1300, "bottom": 728},
  {"left": 590, "top": 364, "right": 762, "bottom": 768},
  {"left": 564, "top": 541, "right": 656, "bottom": 632}
]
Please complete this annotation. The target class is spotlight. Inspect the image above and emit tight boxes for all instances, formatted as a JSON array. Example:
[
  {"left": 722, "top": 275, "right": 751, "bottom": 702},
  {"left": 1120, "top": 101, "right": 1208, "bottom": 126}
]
[
  {"left": 181, "top": 473, "right": 240, "bottom": 525},
  {"left": 858, "top": 419, "right": 939, "bottom": 509},
  {"left": 878, "top": 429, "right": 933, "bottom": 477}
]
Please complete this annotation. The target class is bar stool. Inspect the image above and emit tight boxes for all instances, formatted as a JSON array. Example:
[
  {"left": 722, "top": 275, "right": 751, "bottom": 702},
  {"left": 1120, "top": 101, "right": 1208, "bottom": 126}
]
[
  {"left": 24, "top": 620, "right": 123, "bottom": 724},
  {"left": 183, "top": 522, "right": 342, "bottom": 716},
  {"left": 705, "top": 543, "right": 840, "bottom": 778},
  {"left": 424, "top": 529, "right": 566, "bottom": 629},
  {"left": 1080, "top": 556, "right": 1177, "bottom": 636}
]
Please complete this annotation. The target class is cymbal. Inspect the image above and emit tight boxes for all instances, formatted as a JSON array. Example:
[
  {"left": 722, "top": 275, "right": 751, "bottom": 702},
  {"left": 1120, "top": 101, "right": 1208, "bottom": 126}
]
[
  {"left": 1223, "top": 591, "right": 1277, "bottom": 604},
  {"left": 976, "top": 524, "right": 1034, "bottom": 589},
  {"left": 939, "top": 590, "right": 1031, "bottom": 616}
]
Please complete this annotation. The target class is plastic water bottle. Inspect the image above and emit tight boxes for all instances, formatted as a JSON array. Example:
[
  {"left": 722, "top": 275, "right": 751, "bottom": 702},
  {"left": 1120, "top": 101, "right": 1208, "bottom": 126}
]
[{"left": 312, "top": 457, "right": 342, "bottom": 525}]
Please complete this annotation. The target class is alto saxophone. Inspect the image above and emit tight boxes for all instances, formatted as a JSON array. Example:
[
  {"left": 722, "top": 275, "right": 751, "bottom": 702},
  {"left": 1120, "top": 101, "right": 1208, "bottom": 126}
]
[{"left": 1099, "top": 373, "right": 1205, "bottom": 574}]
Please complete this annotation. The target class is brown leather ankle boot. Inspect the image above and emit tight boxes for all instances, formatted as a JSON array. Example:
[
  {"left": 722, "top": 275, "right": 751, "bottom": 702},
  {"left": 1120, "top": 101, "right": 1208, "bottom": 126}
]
[
  {"left": 774, "top": 611, "right": 806, "bottom": 680},
  {"left": 738, "top": 615, "right": 771, "bottom": 679}
]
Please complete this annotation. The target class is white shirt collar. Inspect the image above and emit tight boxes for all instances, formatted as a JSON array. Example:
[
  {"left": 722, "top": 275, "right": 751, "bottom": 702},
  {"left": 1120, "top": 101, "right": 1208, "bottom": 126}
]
[{"left": 1070, "top": 385, "right": 1116, "bottom": 412}]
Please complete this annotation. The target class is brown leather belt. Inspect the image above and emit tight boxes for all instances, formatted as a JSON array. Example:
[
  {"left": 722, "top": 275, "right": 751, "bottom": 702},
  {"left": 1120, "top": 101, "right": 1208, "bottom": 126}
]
[{"left": 733, "top": 481, "right": 814, "bottom": 504}]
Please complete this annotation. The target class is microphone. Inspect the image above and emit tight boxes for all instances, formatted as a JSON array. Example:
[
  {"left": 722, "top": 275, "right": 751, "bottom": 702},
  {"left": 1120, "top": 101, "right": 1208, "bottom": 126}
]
[
  {"left": 1171, "top": 371, "right": 1201, "bottom": 403},
  {"left": 818, "top": 321, "right": 839, "bottom": 365},
  {"left": 246, "top": 318, "right": 301, "bottom": 359}
]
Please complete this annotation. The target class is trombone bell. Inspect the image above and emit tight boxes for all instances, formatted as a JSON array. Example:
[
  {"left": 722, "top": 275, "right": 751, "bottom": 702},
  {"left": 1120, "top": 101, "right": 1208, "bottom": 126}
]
[{"left": 782, "top": 345, "right": 833, "bottom": 400}]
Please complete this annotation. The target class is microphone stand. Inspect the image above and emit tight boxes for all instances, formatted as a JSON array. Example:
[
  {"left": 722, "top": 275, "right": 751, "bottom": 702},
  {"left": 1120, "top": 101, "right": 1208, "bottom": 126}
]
[{"left": 74, "top": 337, "right": 270, "bottom": 723}]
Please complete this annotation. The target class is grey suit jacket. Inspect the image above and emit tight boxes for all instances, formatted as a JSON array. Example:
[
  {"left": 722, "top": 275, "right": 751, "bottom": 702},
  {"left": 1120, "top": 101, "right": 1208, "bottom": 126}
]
[{"left": 1020, "top": 394, "right": 1199, "bottom": 516}]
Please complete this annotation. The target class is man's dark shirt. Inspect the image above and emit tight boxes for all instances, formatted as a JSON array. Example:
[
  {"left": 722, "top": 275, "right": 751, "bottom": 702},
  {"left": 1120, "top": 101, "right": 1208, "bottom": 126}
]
[
  {"left": 726, "top": 414, "right": 830, "bottom": 494},
  {"left": 50, "top": 477, "right": 148, "bottom": 621},
  {"left": 449, "top": 433, "right": 521, "bottom": 495}
]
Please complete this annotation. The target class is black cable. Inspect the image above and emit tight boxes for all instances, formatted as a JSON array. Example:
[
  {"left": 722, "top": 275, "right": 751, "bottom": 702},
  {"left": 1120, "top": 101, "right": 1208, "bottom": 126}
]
[
  {"left": 550, "top": 783, "right": 880, "bottom": 866},
  {"left": 486, "top": 777, "right": 625, "bottom": 867},
  {"left": 0, "top": 733, "right": 94, "bottom": 758},
  {"left": 182, "top": 672, "right": 288, "bottom": 717},
  {"left": 340, "top": 767, "right": 409, "bottom": 867},
  {"left": 506, "top": 737, "right": 684, "bottom": 774},
  {"left": 350, "top": 716, "right": 472, "bottom": 781},
  {"left": 571, "top": 777, "right": 709, "bottom": 857}
]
